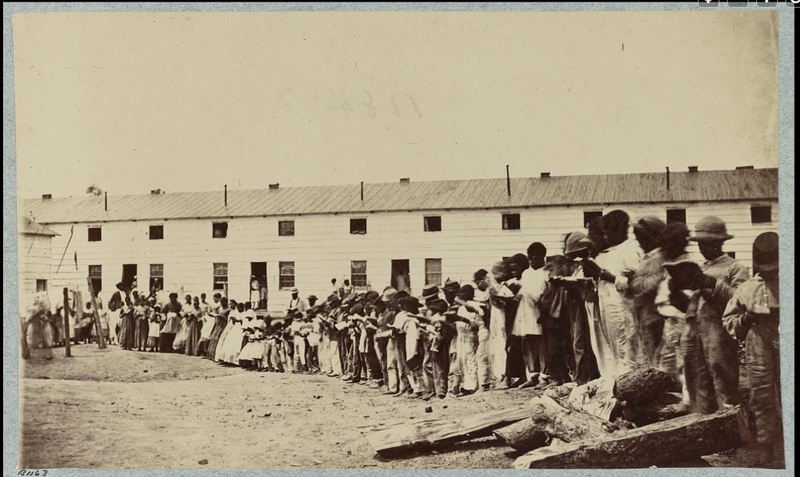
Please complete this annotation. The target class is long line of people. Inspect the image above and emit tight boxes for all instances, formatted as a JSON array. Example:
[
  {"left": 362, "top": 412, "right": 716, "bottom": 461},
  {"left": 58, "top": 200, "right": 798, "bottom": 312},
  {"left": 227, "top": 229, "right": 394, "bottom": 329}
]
[{"left": 20, "top": 210, "right": 781, "bottom": 465}]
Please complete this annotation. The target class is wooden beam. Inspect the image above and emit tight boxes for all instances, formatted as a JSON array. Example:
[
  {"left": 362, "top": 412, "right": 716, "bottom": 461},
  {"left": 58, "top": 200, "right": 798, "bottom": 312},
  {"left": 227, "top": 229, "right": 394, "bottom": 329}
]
[
  {"left": 360, "top": 407, "right": 530, "bottom": 457},
  {"left": 513, "top": 405, "right": 747, "bottom": 469}
]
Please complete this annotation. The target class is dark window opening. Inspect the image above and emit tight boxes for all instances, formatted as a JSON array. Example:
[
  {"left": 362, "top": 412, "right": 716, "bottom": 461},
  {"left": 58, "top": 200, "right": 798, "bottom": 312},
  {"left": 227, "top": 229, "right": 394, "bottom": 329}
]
[
  {"left": 350, "top": 218, "right": 367, "bottom": 235},
  {"left": 751, "top": 205, "right": 772, "bottom": 224},
  {"left": 149, "top": 225, "right": 164, "bottom": 240},
  {"left": 213, "top": 222, "right": 228, "bottom": 238},
  {"left": 424, "top": 216, "right": 442, "bottom": 232},
  {"left": 36, "top": 279, "right": 48, "bottom": 292},
  {"left": 502, "top": 213, "right": 520, "bottom": 230},
  {"left": 666, "top": 209, "right": 687, "bottom": 225},
  {"left": 583, "top": 211, "right": 603, "bottom": 229},
  {"left": 88, "top": 227, "right": 102, "bottom": 242},
  {"left": 279, "top": 220, "right": 295, "bottom": 236}
]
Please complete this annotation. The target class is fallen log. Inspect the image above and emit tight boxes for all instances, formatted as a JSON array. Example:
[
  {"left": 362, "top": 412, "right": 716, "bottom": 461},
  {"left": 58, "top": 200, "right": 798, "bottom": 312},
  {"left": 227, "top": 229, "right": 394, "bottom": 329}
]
[
  {"left": 529, "top": 394, "right": 619, "bottom": 443},
  {"left": 360, "top": 407, "right": 529, "bottom": 457},
  {"left": 513, "top": 404, "right": 746, "bottom": 469},
  {"left": 614, "top": 367, "right": 677, "bottom": 404},
  {"left": 492, "top": 418, "right": 549, "bottom": 452},
  {"left": 494, "top": 394, "right": 619, "bottom": 452},
  {"left": 621, "top": 392, "right": 689, "bottom": 426},
  {"left": 565, "top": 377, "right": 620, "bottom": 421}
]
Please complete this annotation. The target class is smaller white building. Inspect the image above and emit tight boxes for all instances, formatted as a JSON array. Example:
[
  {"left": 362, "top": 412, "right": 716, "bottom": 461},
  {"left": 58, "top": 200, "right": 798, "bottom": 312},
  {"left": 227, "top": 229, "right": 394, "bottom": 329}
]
[{"left": 18, "top": 216, "right": 58, "bottom": 305}]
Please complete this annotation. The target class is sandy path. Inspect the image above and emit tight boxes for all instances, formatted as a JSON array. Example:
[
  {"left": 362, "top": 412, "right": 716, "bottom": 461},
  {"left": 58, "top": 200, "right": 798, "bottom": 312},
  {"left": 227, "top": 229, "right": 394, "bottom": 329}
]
[{"left": 20, "top": 346, "right": 529, "bottom": 469}]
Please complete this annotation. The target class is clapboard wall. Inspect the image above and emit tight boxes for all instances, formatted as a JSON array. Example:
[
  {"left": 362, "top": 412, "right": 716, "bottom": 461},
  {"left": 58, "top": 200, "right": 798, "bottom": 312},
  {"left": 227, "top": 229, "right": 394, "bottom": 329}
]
[
  {"left": 18, "top": 232, "right": 53, "bottom": 305},
  {"left": 41, "top": 198, "right": 778, "bottom": 314}
]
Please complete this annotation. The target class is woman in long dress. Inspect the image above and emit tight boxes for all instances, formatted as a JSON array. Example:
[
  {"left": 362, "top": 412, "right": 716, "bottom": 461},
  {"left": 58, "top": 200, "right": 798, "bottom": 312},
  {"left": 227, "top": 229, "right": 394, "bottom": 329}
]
[
  {"left": 185, "top": 296, "right": 203, "bottom": 356},
  {"left": 196, "top": 301, "right": 216, "bottom": 357},
  {"left": 206, "top": 298, "right": 230, "bottom": 359},
  {"left": 118, "top": 300, "right": 136, "bottom": 350},
  {"left": 214, "top": 299, "right": 237, "bottom": 362},
  {"left": 219, "top": 303, "right": 246, "bottom": 365},
  {"left": 172, "top": 295, "right": 193, "bottom": 352}
]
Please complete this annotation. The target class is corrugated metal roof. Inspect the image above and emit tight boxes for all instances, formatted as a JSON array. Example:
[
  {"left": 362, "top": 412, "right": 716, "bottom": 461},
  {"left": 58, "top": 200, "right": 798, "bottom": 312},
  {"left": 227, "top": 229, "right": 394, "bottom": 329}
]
[
  {"left": 19, "top": 216, "right": 59, "bottom": 236},
  {"left": 20, "top": 168, "right": 779, "bottom": 225}
]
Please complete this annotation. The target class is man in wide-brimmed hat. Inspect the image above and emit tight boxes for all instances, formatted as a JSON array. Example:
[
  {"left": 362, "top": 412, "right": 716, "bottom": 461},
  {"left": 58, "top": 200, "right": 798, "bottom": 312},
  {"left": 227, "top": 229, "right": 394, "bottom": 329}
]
[
  {"left": 668, "top": 216, "right": 749, "bottom": 415},
  {"left": 547, "top": 231, "right": 601, "bottom": 385},
  {"left": 723, "top": 231, "right": 782, "bottom": 466},
  {"left": 286, "top": 287, "right": 307, "bottom": 316}
]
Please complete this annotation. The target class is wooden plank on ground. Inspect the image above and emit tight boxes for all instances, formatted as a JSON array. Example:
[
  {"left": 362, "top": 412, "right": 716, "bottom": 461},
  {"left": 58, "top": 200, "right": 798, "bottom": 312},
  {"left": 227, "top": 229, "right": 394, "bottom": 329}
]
[
  {"left": 513, "top": 404, "right": 746, "bottom": 469},
  {"left": 360, "top": 407, "right": 529, "bottom": 457}
]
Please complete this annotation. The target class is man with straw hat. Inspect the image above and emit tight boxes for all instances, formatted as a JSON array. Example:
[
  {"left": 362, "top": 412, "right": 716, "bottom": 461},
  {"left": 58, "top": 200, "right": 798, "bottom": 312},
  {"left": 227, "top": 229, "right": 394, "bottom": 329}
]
[
  {"left": 666, "top": 216, "right": 749, "bottom": 415},
  {"left": 723, "top": 232, "right": 782, "bottom": 467},
  {"left": 547, "top": 231, "right": 601, "bottom": 385}
]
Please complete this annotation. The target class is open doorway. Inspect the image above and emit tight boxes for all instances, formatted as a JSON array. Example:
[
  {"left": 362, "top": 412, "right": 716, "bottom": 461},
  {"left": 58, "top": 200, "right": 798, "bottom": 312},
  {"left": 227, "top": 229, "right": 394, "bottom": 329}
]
[
  {"left": 391, "top": 259, "right": 410, "bottom": 294},
  {"left": 250, "top": 262, "right": 267, "bottom": 309},
  {"left": 122, "top": 264, "right": 137, "bottom": 292}
]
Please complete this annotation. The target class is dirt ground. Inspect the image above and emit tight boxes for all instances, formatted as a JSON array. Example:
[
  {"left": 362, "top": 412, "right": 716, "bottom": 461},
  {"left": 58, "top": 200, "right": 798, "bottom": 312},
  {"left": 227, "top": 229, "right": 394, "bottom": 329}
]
[{"left": 17, "top": 344, "right": 775, "bottom": 470}]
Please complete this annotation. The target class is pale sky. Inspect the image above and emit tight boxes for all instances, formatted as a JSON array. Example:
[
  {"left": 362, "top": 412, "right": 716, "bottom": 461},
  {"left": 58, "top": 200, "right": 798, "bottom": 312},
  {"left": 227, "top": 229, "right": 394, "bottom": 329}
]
[{"left": 13, "top": 10, "right": 779, "bottom": 200}]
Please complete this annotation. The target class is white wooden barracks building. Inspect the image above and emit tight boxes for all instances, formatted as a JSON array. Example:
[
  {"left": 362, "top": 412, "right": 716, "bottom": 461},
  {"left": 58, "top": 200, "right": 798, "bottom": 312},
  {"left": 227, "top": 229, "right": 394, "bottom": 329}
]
[{"left": 20, "top": 167, "right": 778, "bottom": 314}]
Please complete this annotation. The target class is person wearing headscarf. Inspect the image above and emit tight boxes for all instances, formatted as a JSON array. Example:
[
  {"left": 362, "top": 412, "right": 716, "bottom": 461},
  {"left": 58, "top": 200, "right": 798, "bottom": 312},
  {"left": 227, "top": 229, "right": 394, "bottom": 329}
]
[
  {"left": 628, "top": 216, "right": 668, "bottom": 367},
  {"left": 118, "top": 297, "right": 136, "bottom": 351},
  {"left": 173, "top": 295, "right": 193, "bottom": 352},
  {"left": 485, "top": 261, "right": 514, "bottom": 389},
  {"left": 580, "top": 210, "right": 643, "bottom": 377},
  {"left": 159, "top": 293, "right": 182, "bottom": 353},
  {"left": 184, "top": 296, "right": 203, "bottom": 356},
  {"left": 722, "top": 232, "right": 782, "bottom": 467},
  {"left": 206, "top": 297, "right": 229, "bottom": 360},
  {"left": 134, "top": 295, "right": 152, "bottom": 352},
  {"left": 668, "top": 216, "right": 749, "bottom": 414}
]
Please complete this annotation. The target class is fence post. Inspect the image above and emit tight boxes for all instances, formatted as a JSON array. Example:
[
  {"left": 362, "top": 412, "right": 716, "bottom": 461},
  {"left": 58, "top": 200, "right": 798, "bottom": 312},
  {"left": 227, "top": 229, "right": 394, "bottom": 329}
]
[{"left": 63, "top": 287, "right": 72, "bottom": 358}]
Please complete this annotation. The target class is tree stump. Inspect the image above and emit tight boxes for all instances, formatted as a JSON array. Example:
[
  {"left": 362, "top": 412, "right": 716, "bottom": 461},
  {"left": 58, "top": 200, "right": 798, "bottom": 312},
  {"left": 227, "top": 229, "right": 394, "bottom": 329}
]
[{"left": 614, "top": 367, "right": 677, "bottom": 404}]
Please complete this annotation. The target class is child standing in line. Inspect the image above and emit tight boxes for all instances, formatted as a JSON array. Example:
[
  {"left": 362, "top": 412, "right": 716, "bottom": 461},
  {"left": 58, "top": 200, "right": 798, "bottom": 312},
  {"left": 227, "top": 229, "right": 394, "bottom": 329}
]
[{"left": 148, "top": 304, "right": 162, "bottom": 352}]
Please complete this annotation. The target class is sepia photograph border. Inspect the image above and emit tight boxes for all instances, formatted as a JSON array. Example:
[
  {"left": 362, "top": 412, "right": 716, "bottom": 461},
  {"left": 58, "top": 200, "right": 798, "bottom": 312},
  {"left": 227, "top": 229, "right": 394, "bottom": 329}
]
[{"left": 3, "top": 2, "right": 794, "bottom": 477}]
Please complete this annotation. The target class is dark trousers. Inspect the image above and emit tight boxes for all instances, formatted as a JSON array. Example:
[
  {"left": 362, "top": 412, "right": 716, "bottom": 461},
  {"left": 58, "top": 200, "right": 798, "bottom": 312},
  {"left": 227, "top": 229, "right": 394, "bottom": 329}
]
[{"left": 376, "top": 337, "right": 390, "bottom": 386}]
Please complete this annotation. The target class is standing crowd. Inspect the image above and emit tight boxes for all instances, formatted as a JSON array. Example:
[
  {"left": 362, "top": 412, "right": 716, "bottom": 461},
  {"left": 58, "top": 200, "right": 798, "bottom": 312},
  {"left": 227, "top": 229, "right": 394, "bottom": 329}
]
[{"left": 21, "top": 210, "right": 782, "bottom": 465}]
